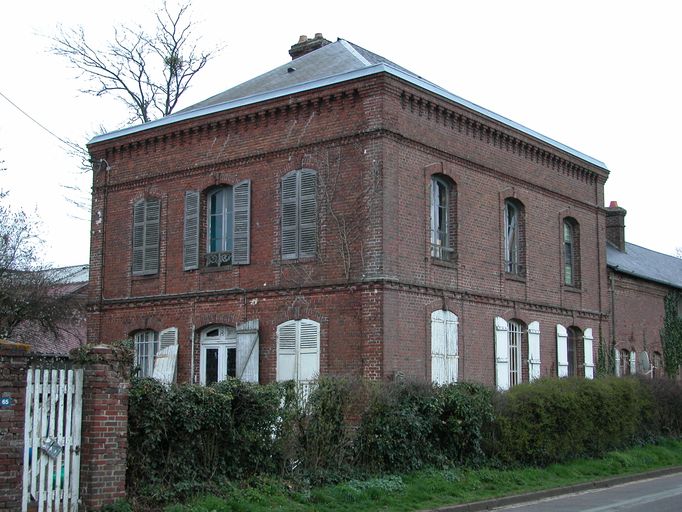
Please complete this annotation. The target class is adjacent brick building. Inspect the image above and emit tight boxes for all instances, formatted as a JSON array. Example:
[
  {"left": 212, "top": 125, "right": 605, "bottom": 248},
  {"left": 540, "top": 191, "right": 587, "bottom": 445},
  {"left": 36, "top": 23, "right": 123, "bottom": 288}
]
[{"left": 86, "top": 34, "right": 672, "bottom": 390}]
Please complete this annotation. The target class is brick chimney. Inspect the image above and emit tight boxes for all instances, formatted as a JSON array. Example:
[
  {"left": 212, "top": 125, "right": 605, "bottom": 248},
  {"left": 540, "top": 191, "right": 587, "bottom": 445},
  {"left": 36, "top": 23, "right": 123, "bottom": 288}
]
[
  {"left": 606, "top": 201, "right": 627, "bottom": 252},
  {"left": 289, "top": 33, "right": 331, "bottom": 60}
]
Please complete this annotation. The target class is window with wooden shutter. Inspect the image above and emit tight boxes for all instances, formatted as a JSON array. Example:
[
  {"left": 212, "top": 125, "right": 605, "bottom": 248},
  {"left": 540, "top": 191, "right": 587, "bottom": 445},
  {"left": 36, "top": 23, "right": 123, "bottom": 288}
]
[
  {"left": 132, "top": 198, "right": 160, "bottom": 276},
  {"left": 528, "top": 321, "right": 541, "bottom": 382},
  {"left": 199, "top": 325, "right": 237, "bottom": 385},
  {"left": 583, "top": 328, "right": 595, "bottom": 379},
  {"left": 431, "top": 310, "right": 459, "bottom": 385},
  {"left": 494, "top": 317, "right": 510, "bottom": 390},
  {"left": 236, "top": 319, "right": 259, "bottom": 383},
  {"left": 556, "top": 324, "right": 569, "bottom": 377},
  {"left": 184, "top": 191, "right": 200, "bottom": 270},
  {"left": 133, "top": 330, "right": 158, "bottom": 378},
  {"left": 153, "top": 327, "right": 179, "bottom": 384},
  {"left": 276, "top": 319, "right": 320, "bottom": 384},
  {"left": 281, "top": 169, "right": 317, "bottom": 260}
]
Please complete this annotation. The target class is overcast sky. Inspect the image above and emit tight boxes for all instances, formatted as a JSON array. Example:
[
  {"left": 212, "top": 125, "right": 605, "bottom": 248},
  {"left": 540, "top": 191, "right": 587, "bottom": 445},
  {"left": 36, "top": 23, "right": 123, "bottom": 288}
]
[{"left": 1, "top": 0, "right": 680, "bottom": 267}]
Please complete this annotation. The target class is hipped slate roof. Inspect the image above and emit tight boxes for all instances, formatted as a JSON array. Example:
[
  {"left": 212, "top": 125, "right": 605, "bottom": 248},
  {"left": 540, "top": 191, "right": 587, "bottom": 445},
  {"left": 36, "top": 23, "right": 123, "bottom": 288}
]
[
  {"left": 607, "top": 242, "right": 682, "bottom": 290},
  {"left": 89, "top": 39, "right": 607, "bottom": 170}
]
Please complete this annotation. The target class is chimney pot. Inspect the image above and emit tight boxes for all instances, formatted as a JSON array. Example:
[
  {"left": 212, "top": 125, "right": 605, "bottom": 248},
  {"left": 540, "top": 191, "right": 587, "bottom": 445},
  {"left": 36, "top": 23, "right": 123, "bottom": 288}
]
[
  {"left": 609, "top": 200, "right": 618, "bottom": 208},
  {"left": 298, "top": 35, "right": 308, "bottom": 43},
  {"left": 289, "top": 33, "right": 332, "bottom": 60}
]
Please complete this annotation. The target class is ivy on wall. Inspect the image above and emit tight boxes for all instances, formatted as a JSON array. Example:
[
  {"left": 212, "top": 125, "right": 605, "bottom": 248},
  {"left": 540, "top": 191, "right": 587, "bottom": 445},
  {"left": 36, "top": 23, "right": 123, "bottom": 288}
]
[{"left": 661, "top": 291, "right": 682, "bottom": 378}]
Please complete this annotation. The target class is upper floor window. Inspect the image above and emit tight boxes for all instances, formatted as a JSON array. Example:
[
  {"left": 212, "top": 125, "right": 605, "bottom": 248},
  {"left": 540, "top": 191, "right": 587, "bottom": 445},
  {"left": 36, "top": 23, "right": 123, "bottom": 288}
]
[
  {"left": 282, "top": 169, "right": 317, "bottom": 260},
  {"left": 133, "top": 329, "right": 158, "bottom": 378},
  {"left": 183, "top": 180, "right": 251, "bottom": 270},
  {"left": 504, "top": 199, "right": 525, "bottom": 276},
  {"left": 132, "top": 198, "right": 160, "bottom": 276},
  {"left": 563, "top": 218, "right": 580, "bottom": 287},
  {"left": 430, "top": 175, "right": 455, "bottom": 261}
]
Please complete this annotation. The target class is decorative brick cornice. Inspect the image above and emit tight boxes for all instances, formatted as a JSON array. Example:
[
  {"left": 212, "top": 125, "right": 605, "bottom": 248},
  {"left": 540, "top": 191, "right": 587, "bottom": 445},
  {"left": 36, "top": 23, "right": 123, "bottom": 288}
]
[{"left": 398, "top": 90, "right": 605, "bottom": 185}]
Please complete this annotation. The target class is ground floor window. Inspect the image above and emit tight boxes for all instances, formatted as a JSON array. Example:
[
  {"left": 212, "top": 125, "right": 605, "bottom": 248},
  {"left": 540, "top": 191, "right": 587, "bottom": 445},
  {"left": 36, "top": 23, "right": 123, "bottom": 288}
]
[
  {"left": 134, "top": 330, "right": 159, "bottom": 378},
  {"left": 508, "top": 320, "right": 524, "bottom": 386},
  {"left": 200, "top": 325, "right": 237, "bottom": 385},
  {"left": 432, "top": 310, "right": 458, "bottom": 385}
]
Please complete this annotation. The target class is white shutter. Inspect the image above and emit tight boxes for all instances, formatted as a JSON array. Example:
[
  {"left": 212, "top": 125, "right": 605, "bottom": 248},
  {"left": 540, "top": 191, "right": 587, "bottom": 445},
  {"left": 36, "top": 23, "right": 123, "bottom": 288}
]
[
  {"left": 431, "top": 310, "right": 446, "bottom": 385},
  {"left": 630, "top": 351, "right": 637, "bottom": 375},
  {"left": 277, "top": 321, "right": 298, "bottom": 381},
  {"left": 614, "top": 347, "right": 621, "bottom": 376},
  {"left": 556, "top": 324, "right": 569, "bottom": 377},
  {"left": 183, "top": 191, "right": 200, "bottom": 270},
  {"left": 236, "top": 319, "right": 259, "bottom": 383},
  {"left": 132, "top": 200, "right": 145, "bottom": 274},
  {"left": 495, "top": 317, "right": 510, "bottom": 391},
  {"left": 281, "top": 172, "right": 298, "bottom": 259},
  {"left": 298, "top": 170, "right": 317, "bottom": 258},
  {"left": 153, "top": 327, "right": 178, "bottom": 384},
  {"left": 298, "top": 319, "right": 320, "bottom": 382},
  {"left": 444, "top": 311, "right": 459, "bottom": 383},
  {"left": 144, "top": 198, "right": 160, "bottom": 274},
  {"left": 232, "top": 180, "right": 251, "bottom": 265},
  {"left": 528, "top": 321, "right": 541, "bottom": 382},
  {"left": 583, "top": 328, "right": 595, "bottom": 379}
]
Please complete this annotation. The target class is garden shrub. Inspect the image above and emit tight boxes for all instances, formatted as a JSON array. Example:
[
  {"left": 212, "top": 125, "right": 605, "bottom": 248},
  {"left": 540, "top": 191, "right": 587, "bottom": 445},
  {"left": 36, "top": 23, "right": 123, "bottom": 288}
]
[{"left": 638, "top": 376, "right": 682, "bottom": 437}]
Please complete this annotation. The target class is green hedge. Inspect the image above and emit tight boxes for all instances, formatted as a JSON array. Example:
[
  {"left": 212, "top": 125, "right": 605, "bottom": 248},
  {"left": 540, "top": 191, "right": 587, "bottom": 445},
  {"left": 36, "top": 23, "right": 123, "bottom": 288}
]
[{"left": 127, "top": 374, "right": 682, "bottom": 504}]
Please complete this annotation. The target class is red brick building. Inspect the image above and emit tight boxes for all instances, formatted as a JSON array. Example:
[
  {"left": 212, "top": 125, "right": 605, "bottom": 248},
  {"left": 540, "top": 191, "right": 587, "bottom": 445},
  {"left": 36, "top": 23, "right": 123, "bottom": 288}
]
[{"left": 87, "top": 34, "right": 654, "bottom": 389}]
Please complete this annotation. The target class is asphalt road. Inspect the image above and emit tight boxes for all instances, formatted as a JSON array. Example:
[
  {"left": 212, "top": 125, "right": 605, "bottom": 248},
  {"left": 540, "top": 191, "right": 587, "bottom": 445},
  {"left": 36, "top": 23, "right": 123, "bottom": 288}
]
[{"left": 493, "top": 472, "right": 682, "bottom": 512}]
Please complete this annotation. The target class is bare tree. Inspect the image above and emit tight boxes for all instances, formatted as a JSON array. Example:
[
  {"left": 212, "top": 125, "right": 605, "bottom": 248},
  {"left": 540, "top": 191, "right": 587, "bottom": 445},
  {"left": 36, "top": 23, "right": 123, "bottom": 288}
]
[
  {"left": 0, "top": 180, "right": 82, "bottom": 340},
  {"left": 51, "top": 1, "right": 219, "bottom": 124}
]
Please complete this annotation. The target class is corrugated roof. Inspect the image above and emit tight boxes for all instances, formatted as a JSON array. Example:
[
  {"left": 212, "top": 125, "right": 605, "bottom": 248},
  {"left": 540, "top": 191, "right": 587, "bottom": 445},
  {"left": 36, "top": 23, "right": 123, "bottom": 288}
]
[
  {"left": 607, "top": 242, "right": 682, "bottom": 290},
  {"left": 89, "top": 38, "right": 607, "bottom": 170}
]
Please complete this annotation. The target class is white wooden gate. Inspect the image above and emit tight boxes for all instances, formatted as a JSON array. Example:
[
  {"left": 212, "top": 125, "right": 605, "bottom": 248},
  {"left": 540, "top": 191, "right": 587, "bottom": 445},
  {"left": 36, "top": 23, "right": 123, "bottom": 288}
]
[{"left": 22, "top": 366, "right": 83, "bottom": 512}]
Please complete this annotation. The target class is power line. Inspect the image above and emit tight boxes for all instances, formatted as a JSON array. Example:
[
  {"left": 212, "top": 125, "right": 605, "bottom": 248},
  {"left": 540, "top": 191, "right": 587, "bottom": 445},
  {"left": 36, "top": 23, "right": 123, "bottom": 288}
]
[{"left": 0, "top": 89, "right": 78, "bottom": 151}]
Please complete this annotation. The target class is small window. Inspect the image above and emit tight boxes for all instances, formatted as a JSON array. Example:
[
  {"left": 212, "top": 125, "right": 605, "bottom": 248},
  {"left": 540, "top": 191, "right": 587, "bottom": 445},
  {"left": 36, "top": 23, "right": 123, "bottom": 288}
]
[
  {"left": 563, "top": 218, "right": 580, "bottom": 287},
  {"left": 430, "top": 175, "right": 455, "bottom": 261},
  {"left": 133, "top": 330, "right": 159, "bottom": 378},
  {"left": 200, "top": 325, "right": 237, "bottom": 385},
  {"left": 504, "top": 199, "right": 525, "bottom": 276},
  {"left": 281, "top": 169, "right": 317, "bottom": 260}
]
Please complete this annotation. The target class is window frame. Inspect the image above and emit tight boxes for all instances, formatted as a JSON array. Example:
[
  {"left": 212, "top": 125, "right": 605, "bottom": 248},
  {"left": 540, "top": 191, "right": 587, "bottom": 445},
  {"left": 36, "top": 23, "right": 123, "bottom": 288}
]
[
  {"left": 133, "top": 329, "right": 159, "bottom": 378},
  {"left": 504, "top": 199, "right": 525, "bottom": 276},
  {"left": 430, "top": 175, "right": 455, "bottom": 262},
  {"left": 508, "top": 319, "right": 524, "bottom": 386},
  {"left": 199, "top": 325, "right": 237, "bottom": 385},
  {"left": 567, "top": 326, "right": 582, "bottom": 377},
  {"left": 206, "top": 186, "right": 234, "bottom": 267},
  {"left": 563, "top": 218, "right": 580, "bottom": 287}
]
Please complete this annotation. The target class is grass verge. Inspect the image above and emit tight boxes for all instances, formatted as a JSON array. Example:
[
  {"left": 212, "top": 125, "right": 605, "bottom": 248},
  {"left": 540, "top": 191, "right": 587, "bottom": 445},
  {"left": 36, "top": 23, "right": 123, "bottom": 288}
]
[{"left": 154, "top": 439, "right": 682, "bottom": 512}]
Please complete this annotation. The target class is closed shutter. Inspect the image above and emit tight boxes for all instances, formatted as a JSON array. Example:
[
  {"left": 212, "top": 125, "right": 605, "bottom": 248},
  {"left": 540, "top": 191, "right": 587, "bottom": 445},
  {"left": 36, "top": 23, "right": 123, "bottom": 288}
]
[
  {"left": 277, "top": 320, "right": 297, "bottom": 381},
  {"left": 528, "top": 321, "right": 541, "bottom": 381},
  {"left": 630, "top": 351, "right": 637, "bottom": 375},
  {"left": 298, "top": 170, "right": 317, "bottom": 258},
  {"left": 495, "top": 317, "right": 510, "bottom": 391},
  {"left": 281, "top": 172, "right": 298, "bottom": 259},
  {"left": 132, "top": 200, "right": 145, "bottom": 274},
  {"left": 583, "top": 328, "right": 595, "bottom": 379},
  {"left": 445, "top": 311, "right": 459, "bottom": 383},
  {"left": 614, "top": 347, "right": 621, "bottom": 376},
  {"left": 153, "top": 327, "right": 178, "bottom": 384},
  {"left": 431, "top": 310, "right": 446, "bottom": 385},
  {"left": 183, "top": 191, "right": 200, "bottom": 270},
  {"left": 232, "top": 180, "right": 251, "bottom": 265},
  {"left": 236, "top": 319, "right": 259, "bottom": 382},
  {"left": 556, "top": 324, "right": 569, "bottom": 377},
  {"left": 298, "top": 319, "right": 320, "bottom": 382}
]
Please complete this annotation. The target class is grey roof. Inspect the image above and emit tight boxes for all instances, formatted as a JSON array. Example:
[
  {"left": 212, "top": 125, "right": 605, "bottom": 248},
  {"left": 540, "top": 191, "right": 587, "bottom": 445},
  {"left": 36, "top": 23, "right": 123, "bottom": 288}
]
[
  {"left": 607, "top": 242, "right": 682, "bottom": 289},
  {"left": 40, "top": 264, "right": 90, "bottom": 284},
  {"left": 89, "top": 39, "right": 607, "bottom": 170}
]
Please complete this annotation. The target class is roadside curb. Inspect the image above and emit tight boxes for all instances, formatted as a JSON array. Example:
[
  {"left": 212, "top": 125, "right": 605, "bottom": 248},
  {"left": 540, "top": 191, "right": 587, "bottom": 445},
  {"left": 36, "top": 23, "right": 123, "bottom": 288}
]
[{"left": 425, "top": 465, "right": 682, "bottom": 511}]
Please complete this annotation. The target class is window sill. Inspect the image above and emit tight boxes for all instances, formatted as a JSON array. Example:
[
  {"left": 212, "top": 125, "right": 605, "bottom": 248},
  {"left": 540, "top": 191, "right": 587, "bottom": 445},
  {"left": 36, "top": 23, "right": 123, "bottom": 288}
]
[
  {"left": 132, "top": 272, "right": 159, "bottom": 280},
  {"left": 504, "top": 272, "right": 526, "bottom": 283},
  {"left": 563, "top": 284, "right": 582, "bottom": 293},
  {"left": 430, "top": 257, "right": 457, "bottom": 269},
  {"left": 281, "top": 256, "right": 317, "bottom": 265},
  {"left": 200, "top": 264, "right": 233, "bottom": 274}
]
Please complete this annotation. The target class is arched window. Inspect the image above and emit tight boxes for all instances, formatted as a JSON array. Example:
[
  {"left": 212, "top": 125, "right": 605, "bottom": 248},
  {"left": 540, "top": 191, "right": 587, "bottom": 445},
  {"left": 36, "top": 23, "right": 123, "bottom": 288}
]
[
  {"left": 200, "top": 325, "right": 237, "bottom": 385},
  {"left": 563, "top": 218, "right": 580, "bottom": 286},
  {"left": 133, "top": 330, "right": 158, "bottom": 378},
  {"left": 508, "top": 320, "right": 524, "bottom": 386},
  {"left": 430, "top": 175, "right": 456, "bottom": 261},
  {"left": 504, "top": 199, "right": 525, "bottom": 276}
]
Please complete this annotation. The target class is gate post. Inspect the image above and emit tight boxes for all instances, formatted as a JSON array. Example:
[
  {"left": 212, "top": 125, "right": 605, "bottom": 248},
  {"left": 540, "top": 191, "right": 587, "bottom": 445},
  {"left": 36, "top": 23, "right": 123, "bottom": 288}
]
[
  {"left": 0, "top": 340, "right": 30, "bottom": 512},
  {"left": 78, "top": 344, "right": 130, "bottom": 509}
]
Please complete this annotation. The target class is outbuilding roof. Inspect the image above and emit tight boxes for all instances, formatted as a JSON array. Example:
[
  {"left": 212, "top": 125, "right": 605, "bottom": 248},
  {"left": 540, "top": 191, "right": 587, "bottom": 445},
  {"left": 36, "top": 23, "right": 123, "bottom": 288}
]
[
  {"left": 607, "top": 242, "right": 682, "bottom": 290},
  {"left": 89, "top": 38, "right": 607, "bottom": 170}
]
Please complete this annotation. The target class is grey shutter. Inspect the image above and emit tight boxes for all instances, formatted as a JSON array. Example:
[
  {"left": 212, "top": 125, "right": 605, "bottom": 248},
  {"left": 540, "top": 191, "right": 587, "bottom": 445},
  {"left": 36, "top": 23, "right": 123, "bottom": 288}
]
[
  {"left": 583, "top": 328, "right": 595, "bottom": 379},
  {"left": 557, "top": 324, "right": 569, "bottom": 377},
  {"left": 528, "top": 321, "right": 541, "bottom": 382},
  {"left": 494, "top": 317, "right": 510, "bottom": 391},
  {"left": 144, "top": 198, "right": 160, "bottom": 274},
  {"left": 183, "top": 191, "right": 200, "bottom": 270},
  {"left": 232, "top": 180, "right": 251, "bottom": 265},
  {"left": 132, "top": 200, "right": 145, "bottom": 274},
  {"left": 236, "top": 319, "right": 259, "bottom": 383},
  {"left": 281, "top": 172, "right": 298, "bottom": 259},
  {"left": 298, "top": 169, "right": 317, "bottom": 258}
]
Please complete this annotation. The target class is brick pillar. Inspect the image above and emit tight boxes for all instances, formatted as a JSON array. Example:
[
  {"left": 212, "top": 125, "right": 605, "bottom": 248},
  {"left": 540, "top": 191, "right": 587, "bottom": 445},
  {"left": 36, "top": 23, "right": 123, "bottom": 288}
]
[
  {"left": 0, "top": 340, "right": 30, "bottom": 511},
  {"left": 78, "top": 345, "right": 130, "bottom": 509}
]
